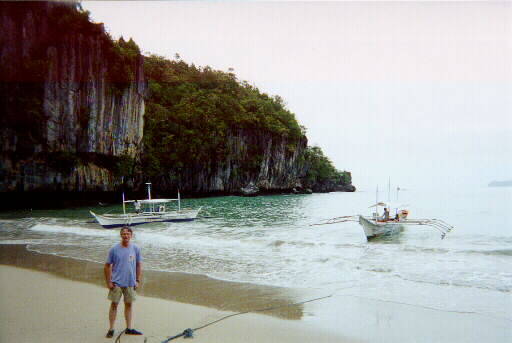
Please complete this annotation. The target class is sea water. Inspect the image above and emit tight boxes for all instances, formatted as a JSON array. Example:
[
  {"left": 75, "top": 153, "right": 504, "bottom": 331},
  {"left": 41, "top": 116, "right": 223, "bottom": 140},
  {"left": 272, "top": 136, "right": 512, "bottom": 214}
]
[{"left": 0, "top": 187, "right": 510, "bottom": 334}]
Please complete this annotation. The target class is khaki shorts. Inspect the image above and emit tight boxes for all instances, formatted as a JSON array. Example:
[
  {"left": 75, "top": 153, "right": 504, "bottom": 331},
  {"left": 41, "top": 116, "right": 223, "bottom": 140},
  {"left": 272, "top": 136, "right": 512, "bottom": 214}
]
[{"left": 108, "top": 286, "right": 136, "bottom": 304}]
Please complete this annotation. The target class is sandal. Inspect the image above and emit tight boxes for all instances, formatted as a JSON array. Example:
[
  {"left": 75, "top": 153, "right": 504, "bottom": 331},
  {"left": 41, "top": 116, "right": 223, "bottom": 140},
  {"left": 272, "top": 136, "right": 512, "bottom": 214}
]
[{"left": 125, "top": 328, "right": 143, "bottom": 335}]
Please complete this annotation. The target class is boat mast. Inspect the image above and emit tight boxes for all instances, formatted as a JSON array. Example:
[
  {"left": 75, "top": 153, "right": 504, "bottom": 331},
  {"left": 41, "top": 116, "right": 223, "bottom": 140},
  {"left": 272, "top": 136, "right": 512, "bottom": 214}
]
[
  {"left": 388, "top": 177, "right": 391, "bottom": 205},
  {"left": 376, "top": 185, "right": 379, "bottom": 219},
  {"left": 146, "top": 182, "right": 152, "bottom": 200},
  {"left": 122, "top": 192, "right": 126, "bottom": 215},
  {"left": 146, "top": 182, "right": 152, "bottom": 212},
  {"left": 178, "top": 189, "right": 181, "bottom": 212},
  {"left": 122, "top": 176, "right": 126, "bottom": 215}
]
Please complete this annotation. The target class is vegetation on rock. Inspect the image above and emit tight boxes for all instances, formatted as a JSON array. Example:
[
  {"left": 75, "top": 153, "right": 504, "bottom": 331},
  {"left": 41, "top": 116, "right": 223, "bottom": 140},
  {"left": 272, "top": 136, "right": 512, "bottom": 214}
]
[
  {"left": 142, "top": 54, "right": 306, "bottom": 182},
  {"left": 0, "top": 1, "right": 354, "bottom": 195},
  {"left": 303, "top": 146, "right": 352, "bottom": 190}
]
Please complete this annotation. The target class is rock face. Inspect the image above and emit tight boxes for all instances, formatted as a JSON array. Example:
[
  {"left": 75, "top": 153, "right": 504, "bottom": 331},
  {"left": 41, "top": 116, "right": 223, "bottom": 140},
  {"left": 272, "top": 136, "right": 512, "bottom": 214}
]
[
  {"left": 311, "top": 177, "right": 356, "bottom": 193},
  {"left": 152, "top": 129, "right": 309, "bottom": 195},
  {"left": 0, "top": 2, "right": 354, "bottom": 205},
  {"left": 0, "top": 2, "right": 145, "bottom": 193},
  {"left": 240, "top": 182, "right": 260, "bottom": 196}
]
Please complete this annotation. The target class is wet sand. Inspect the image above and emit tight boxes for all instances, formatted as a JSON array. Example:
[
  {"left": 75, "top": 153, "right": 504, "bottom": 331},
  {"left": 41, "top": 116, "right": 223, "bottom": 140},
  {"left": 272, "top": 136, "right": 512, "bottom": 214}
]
[
  {"left": 1, "top": 245, "right": 510, "bottom": 343},
  {"left": 0, "top": 245, "right": 305, "bottom": 319},
  {"left": 0, "top": 245, "right": 352, "bottom": 342}
]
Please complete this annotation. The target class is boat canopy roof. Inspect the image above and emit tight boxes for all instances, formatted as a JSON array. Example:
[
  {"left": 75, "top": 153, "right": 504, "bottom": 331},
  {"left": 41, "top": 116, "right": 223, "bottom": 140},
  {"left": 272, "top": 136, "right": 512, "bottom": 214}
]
[
  {"left": 368, "top": 202, "right": 407, "bottom": 209},
  {"left": 138, "top": 199, "right": 178, "bottom": 204},
  {"left": 368, "top": 202, "right": 387, "bottom": 208}
]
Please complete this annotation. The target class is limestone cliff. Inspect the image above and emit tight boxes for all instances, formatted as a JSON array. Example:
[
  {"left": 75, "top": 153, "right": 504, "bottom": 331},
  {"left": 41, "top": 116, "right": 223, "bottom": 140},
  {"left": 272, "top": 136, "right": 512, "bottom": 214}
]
[
  {"left": 0, "top": 1, "right": 145, "bottom": 193},
  {"left": 152, "top": 128, "right": 308, "bottom": 194},
  {"left": 0, "top": 2, "right": 353, "bottom": 206}
]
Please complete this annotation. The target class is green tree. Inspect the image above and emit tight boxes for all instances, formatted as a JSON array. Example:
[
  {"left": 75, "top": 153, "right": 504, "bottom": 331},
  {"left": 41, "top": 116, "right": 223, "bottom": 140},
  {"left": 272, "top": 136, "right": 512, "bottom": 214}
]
[
  {"left": 304, "top": 146, "right": 351, "bottom": 186},
  {"left": 142, "top": 54, "right": 307, "bottom": 185}
]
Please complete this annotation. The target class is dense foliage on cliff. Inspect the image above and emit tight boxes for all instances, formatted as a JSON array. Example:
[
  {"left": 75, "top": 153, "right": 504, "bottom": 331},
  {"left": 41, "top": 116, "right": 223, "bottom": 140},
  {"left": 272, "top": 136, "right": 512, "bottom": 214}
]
[
  {"left": 1, "top": 1, "right": 354, "bottom": 196},
  {"left": 141, "top": 54, "right": 353, "bottom": 192},
  {"left": 142, "top": 54, "right": 306, "bottom": 179},
  {"left": 304, "top": 146, "right": 352, "bottom": 189}
]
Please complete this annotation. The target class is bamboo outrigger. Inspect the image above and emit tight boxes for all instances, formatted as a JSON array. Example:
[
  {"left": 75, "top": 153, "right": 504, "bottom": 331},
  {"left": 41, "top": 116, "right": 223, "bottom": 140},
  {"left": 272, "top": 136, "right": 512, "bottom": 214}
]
[
  {"left": 314, "top": 184, "right": 454, "bottom": 240},
  {"left": 315, "top": 211, "right": 453, "bottom": 241}
]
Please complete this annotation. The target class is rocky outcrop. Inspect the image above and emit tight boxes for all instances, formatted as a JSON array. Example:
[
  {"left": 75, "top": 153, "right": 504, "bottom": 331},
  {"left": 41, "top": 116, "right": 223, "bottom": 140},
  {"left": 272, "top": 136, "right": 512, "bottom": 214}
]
[
  {"left": 143, "top": 128, "right": 355, "bottom": 196},
  {"left": 150, "top": 128, "right": 308, "bottom": 195},
  {"left": 0, "top": 1, "right": 145, "bottom": 193},
  {"left": 311, "top": 178, "right": 356, "bottom": 193},
  {"left": 0, "top": 2, "right": 354, "bottom": 205},
  {"left": 240, "top": 182, "right": 259, "bottom": 196}
]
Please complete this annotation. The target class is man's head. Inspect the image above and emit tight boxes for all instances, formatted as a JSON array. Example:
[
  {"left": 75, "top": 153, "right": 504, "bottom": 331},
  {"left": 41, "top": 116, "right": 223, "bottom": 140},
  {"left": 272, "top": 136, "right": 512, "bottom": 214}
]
[{"left": 120, "top": 226, "right": 133, "bottom": 245}]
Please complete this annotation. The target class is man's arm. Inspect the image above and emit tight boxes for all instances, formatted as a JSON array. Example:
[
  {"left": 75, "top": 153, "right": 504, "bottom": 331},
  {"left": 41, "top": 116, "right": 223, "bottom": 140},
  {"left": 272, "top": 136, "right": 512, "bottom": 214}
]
[
  {"left": 135, "top": 262, "right": 142, "bottom": 289},
  {"left": 104, "top": 263, "right": 114, "bottom": 289}
]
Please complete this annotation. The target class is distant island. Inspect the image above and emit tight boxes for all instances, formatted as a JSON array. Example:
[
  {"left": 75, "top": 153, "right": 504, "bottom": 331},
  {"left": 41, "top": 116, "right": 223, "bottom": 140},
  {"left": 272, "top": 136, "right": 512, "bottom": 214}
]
[{"left": 488, "top": 180, "right": 512, "bottom": 187}]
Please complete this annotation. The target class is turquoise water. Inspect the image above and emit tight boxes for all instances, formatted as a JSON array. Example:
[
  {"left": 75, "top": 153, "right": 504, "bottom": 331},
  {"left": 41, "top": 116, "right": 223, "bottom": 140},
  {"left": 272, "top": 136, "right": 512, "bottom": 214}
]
[{"left": 0, "top": 187, "right": 511, "bottom": 327}]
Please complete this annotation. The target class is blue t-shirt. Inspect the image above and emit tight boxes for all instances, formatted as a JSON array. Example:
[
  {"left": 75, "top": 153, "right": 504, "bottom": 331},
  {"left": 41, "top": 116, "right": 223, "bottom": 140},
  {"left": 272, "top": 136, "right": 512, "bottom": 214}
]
[{"left": 106, "top": 243, "right": 142, "bottom": 287}]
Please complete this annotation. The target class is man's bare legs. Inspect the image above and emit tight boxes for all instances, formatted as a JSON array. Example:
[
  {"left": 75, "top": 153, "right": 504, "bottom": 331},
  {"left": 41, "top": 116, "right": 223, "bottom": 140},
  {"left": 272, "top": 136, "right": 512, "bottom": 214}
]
[
  {"left": 124, "top": 302, "right": 133, "bottom": 329},
  {"left": 108, "top": 302, "right": 118, "bottom": 331},
  {"left": 108, "top": 302, "right": 133, "bottom": 330}
]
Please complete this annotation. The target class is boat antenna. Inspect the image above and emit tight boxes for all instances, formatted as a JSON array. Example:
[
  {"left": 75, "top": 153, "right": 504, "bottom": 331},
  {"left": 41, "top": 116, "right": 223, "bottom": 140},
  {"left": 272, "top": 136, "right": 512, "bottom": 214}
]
[
  {"left": 122, "top": 191, "right": 126, "bottom": 215},
  {"left": 178, "top": 189, "right": 181, "bottom": 212},
  {"left": 376, "top": 185, "right": 379, "bottom": 218},
  {"left": 388, "top": 177, "right": 391, "bottom": 206},
  {"left": 146, "top": 182, "right": 152, "bottom": 200},
  {"left": 122, "top": 176, "right": 126, "bottom": 215}
]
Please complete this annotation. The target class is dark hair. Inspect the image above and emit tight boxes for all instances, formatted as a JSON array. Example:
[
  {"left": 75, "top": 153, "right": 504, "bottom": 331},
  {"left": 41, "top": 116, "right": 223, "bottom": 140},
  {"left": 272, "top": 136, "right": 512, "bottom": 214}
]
[{"left": 120, "top": 226, "right": 133, "bottom": 235}]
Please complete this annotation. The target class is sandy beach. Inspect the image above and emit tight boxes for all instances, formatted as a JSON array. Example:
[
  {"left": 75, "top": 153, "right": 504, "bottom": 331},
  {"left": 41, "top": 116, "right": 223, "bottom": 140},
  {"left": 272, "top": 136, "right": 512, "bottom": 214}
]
[
  {"left": 0, "top": 247, "right": 350, "bottom": 343},
  {"left": 1, "top": 245, "right": 510, "bottom": 343},
  {"left": 0, "top": 265, "right": 352, "bottom": 343}
]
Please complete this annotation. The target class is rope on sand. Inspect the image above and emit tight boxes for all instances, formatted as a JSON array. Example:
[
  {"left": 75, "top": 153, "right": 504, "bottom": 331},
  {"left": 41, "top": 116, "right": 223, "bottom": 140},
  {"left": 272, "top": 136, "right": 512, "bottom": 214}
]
[
  {"left": 113, "top": 284, "right": 357, "bottom": 342},
  {"left": 160, "top": 293, "right": 334, "bottom": 342}
]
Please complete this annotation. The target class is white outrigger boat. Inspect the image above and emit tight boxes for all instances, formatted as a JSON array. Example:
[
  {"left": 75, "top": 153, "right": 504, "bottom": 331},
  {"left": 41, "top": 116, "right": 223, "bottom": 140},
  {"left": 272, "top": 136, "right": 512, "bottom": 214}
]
[
  {"left": 316, "top": 202, "right": 453, "bottom": 241},
  {"left": 314, "top": 185, "right": 454, "bottom": 240},
  {"left": 90, "top": 183, "right": 201, "bottom": 228},
  {"left": 357, "top": 201, "right": 409, "bottom": 239}
]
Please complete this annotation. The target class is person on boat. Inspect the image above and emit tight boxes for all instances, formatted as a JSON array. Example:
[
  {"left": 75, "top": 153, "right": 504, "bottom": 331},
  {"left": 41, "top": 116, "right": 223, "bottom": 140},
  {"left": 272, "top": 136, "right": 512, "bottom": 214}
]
[
  {"left": 104, "top": 226, "right": 143, "bottom": 338},
  {"left": 381, "top": 208, "right": 390, "bottom": 221},
  {"left": 134, "top": 201, "right": 141, "bottom": 213}
]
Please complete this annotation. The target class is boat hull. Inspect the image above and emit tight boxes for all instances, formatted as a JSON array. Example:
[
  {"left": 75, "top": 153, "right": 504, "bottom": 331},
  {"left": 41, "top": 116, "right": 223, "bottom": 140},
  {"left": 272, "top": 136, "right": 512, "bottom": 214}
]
[
  {"left": 90, "top": 209, "right": 201, "bottom": 229},
  {"left": 358, "top": 215, "right": 404, "bottom": 240}
]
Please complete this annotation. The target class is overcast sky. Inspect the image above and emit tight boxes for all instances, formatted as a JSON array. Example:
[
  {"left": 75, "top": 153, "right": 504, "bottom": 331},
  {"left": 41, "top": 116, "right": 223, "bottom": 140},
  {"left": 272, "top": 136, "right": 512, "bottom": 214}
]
[{"left": 83, "top": 1, "right": 512, "bottom": 190}]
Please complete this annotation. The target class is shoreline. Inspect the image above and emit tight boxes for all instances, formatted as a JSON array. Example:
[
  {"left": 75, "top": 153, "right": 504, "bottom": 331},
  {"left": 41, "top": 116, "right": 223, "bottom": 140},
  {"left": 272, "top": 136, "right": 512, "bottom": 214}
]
[
  {"left": 0, "top": 244, "right": 307, "bottom": 320},
  {"left": 0, "top": 264, "right": 351, "bottom": 343},
  {"left": 0, "top": 187, "right": 356, "bottom": 211},
  {"left": 0, "top": 244, "right": 355, "bottom": 342},
  {"left": 2, "top": 244, "right": 510, "bottom": 342}
]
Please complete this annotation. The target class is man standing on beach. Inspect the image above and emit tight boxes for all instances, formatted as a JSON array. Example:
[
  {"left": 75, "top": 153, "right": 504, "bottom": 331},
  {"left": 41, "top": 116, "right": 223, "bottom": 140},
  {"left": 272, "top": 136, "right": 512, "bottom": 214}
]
[{"left": 104, "top": 226, "right": 143, "bottom": 338}]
